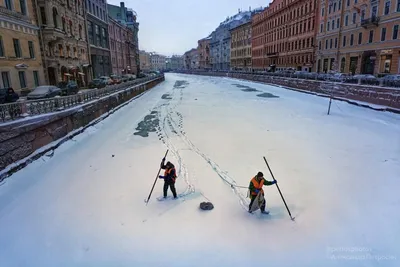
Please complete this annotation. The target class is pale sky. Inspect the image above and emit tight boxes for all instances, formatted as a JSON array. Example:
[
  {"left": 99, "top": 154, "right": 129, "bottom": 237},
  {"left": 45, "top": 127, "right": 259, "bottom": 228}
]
[{"left": 108, "top": 0, "right": 268, "bottom": 56}]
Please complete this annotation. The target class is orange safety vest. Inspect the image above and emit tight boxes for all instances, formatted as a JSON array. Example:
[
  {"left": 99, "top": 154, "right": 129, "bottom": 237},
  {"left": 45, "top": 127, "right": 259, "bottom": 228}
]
[
  {"left": 164, "top": 167, "right": 177, "bottom": 182},
  {"left": 251, "top": 177, "right": 265, "bottom": 195}
]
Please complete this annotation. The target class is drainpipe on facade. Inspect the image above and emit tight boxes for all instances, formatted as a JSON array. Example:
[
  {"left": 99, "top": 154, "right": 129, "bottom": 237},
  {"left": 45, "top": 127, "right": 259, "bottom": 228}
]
[
  {"left": 34, "top": 0, "right": 48, "bottom": 84},
  {"left": 84, "top": 6, "right": 92, "bottom": 81},
  {"left": 335, "top": 0, "right": 346, "bottom": 72}
]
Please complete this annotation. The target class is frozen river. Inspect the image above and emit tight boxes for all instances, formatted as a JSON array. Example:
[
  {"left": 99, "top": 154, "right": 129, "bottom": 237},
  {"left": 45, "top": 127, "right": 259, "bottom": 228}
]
[{"left": 0, "top": 73, "right": 399, "bottom": 266}]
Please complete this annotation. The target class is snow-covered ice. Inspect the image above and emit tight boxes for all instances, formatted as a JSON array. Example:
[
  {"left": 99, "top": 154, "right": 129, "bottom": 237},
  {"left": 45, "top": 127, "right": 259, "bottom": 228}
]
[{"left": 0, "top": 73, "right": 399, "bottom": 267}]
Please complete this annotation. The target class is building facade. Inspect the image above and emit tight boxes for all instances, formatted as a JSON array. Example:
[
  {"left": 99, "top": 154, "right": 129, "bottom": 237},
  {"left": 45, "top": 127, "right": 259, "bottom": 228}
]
[
  {"left": 86, "top": 0, "right": 111, "bottom": 78},
  {"left": 184, "top": 48, "right": 199, "bottom": 69},
  {"left": 170, "top": 55, "right": 184, "bottom": 70},
  {"left": 107, "top": 2, "right": 139, "bottom": 74},
  {"left": 209, "top": 10, "right": 261, "bottom": 71},
  {"left": 252, "top": 0, "right": 317, "bottom": 72},
  {"left": 35, "top": 0, "right": 90, "bottom": 86},
  {"left": 316, "top": 0, "right": 400, "bottom": 75},
  {"left": 139, "top": 50, "right": 150, "bottom": 71},
  {"left": 230, "top": 21, "right": 252, "bottom": 71},
  {"left": 198, "top": 37, "right": 211, "bottom": 69},
  {"left": 0, "top": 0, "right": 45, "bottom": 93},
  {"left": 149, "top": 52, "right": 166, "bottom": 71},
  {"left": 109, "top": 17, "right": 135, "bottom": 75}
]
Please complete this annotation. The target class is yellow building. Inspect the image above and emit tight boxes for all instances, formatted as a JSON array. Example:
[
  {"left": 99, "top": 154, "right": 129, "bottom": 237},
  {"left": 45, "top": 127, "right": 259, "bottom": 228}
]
[
  {"left": 0, "top": 0, "right": 45, "bottom": 94},
  {"left": 139, "top": 50, "right": 151, "bottom": 71},
  {"left": 316, "top": 0, "right": 400, "bottom": 75},
  {"left": 230, "top": 21, "right": 252, "bottom": 71}
]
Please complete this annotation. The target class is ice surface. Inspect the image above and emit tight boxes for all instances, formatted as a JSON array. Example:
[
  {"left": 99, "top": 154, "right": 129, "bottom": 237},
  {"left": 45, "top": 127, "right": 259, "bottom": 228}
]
[{"left": 0, "top": 74, "right": 399, "bottom": 267}]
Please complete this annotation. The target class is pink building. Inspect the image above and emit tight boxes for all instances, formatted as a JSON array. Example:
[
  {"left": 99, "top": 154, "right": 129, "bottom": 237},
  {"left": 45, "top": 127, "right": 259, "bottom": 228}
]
[{"left": 108, "top": 17, "right": 136, "bottom": 75}]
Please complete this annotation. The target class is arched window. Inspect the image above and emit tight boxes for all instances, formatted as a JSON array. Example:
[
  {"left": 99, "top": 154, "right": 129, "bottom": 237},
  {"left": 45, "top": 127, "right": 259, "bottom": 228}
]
[
  {"left": 62, "top": 17, "right": 66, "bottom": 31},
  {"left": 69, "top": 21, "right": 73, "bottom": 35},
  {"left": 52, "top": 7, "right": 58, "bottom": 28}
]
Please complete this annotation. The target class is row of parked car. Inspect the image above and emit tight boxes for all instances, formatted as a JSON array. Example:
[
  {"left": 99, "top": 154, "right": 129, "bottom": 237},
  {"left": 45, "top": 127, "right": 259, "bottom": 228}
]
[
  {"left": 88, "top": 74, "right": 137, "bottom": 89},
  {"left": 250, "top": 70, "right": 400, "bottom": 87}
]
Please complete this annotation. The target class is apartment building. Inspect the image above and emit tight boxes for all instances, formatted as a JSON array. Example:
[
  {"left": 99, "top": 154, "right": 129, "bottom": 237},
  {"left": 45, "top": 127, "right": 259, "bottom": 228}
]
[
  {"left": 230, "top": 21, "right": 252, "bottom": 71},
  {"left": 0, "top": 0, "right": 45, "bottom": 93},
  {"left": 316, "top": 0, "right": 400, "bottom": 74},
  {"left": 198, "top": 37, "right": 211, "bottom": 69},
  {"left": 252, "top": 0, "right": 317, "bottom": 72}
]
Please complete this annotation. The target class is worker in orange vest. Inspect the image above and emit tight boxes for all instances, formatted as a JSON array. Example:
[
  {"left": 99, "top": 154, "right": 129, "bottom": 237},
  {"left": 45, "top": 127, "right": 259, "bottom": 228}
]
[
  {"left": 248, "top": 172, "right": 276, "bottom": 213},
  {"left": 159, "top": 158, "right": 178, "bottom": 199}
]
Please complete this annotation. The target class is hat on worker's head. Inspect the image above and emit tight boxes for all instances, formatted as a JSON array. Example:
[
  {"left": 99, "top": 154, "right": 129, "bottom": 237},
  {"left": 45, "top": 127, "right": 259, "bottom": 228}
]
[{"left": 257, "top": 172, "right": 264, "bottom": 178}]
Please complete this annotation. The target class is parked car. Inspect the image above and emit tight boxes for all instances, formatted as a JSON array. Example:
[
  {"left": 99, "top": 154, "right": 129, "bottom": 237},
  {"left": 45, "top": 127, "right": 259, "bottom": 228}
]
[
  {"left": 380, "top": 74, "right": 400, "bottom": 87},
  {"left": 57, "top": 80, "right": 79, "bottom": 95},
  {"left": 329, "top": 73, "right": 351, "bottom": 82},
  {"left": 88, "top": 78, "right": 107, "bottom": 89},
  {"left": 99, "top": 76, "right": 113, "bottom": 85},
  {"left": 352, "top": 74, "right": 379, "bottom": 85},
  {"left": 27, "top": 85, "right": 62, "bottom": 100},
  {"left": 121, "top": 75, "right": 129, "bottom": 83},
  {"left": 110, "top": 75, "right": 122, "bottom": 84},
  {"left": 0, "top": 87, "right": 19, "bottom": 104}
]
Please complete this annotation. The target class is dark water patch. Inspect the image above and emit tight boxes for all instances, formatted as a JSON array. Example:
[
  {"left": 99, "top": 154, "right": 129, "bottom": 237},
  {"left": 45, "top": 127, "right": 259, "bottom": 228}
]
[
  {"left": 174, "top": 80, "right": 189, "bottom": 89},
  {"left": 232, "top": 83, "right": 259, "bottom": 92},
  {"left": 241, "top": 88, "right": 259, "bottom": 92},
  {"left": 162, "top": 94, "right": 172, "bottom": 100},
  {"left": 134, "top": 111, "right": 160, "bottom": 137},
  {"left": 257, "top": 92, "right": 279, "bottom": 98}
]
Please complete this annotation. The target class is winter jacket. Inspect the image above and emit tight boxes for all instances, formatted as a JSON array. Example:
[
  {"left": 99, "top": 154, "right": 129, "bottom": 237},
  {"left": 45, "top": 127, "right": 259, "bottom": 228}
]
[
  {"left": 249, "top": 177, "right": 275, "bottom": 195},
  {"left": 161, "top": 163, "right": 177, "bottom": 183}
]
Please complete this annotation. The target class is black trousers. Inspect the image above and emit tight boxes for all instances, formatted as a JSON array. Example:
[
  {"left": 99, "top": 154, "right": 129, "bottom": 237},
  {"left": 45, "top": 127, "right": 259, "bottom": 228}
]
[
  {"left": 249, "top": 194, "right": 266, "bottom": 211},
  {"left": 163, "top": 180, "right": 177, "bottom": 198}
]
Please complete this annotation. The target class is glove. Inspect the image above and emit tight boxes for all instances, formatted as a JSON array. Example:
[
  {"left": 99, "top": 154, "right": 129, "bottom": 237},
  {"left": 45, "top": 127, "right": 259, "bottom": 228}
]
[
  {"left": 254, "top": 189, "right": 260, "bottom": 194},
  {"left": 159, "top": 176, "right": 165, "bottom": 179},
  {"left": 271, "top": 180, "right": 277, "bottom": 185}
]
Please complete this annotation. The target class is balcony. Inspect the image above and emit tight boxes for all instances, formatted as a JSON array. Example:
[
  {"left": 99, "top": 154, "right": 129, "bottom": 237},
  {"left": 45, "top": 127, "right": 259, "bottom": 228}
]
[
  {"left": 42, "top": 27, "right": 66, "bottom": 42},
  {"left": 361, "top": 16, "right": 380, "bottom": 29},
  {"left": 266, "top": 52, "right": 279, "bottom": 58},
  {"left": 0, "top": 6, "right": 31, "bottom": 23}
]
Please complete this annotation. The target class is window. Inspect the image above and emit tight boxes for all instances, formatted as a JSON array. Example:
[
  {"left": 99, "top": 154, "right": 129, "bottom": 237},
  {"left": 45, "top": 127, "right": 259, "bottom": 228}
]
[
  {"left": 0, "top": 36, "right": 4, "bottom": 57},
  {"left": 33, "top": 71, "right": 39, "bottom": 87},
  {"left": 350, "top": 34, "right": 354, "bottom": 45},
  {"left": 28, "top": 41, "right": 34, "bottom": 58},
  {"left": 319, "top": 41, "right": 321, "bottom": 50},
  {"left": 381, "top": 27, "right": 386, "bottom": 41},
  {"left": 95, "top": 25, "right": 100, "bottom": 46},
  {"left": 69, "top": 21, "right": 73, "bottom": 36},
  {"left": 397, "top": 0, "right": 400, "bottom": 11},
  {"left": 332, "top": 20, "right": 335, "bottom": 29},
  {"left": 1, "top": 72, "right": 10, "bottom": 87},
  {"left": 385, "top": 1, "right": 390, "bottom": 15},
  {"left": 361, "top": 9, "right": 366, "bottom": 20},
  {"left": 330, "top": 38, "right": 333, "bottom": 48},
  {"left": 355, "top": 0, "right": 358, "bottom": 3},
  {"left": 372, "top": 6, "right": 378, "bottom": 17},
  {"left": 53, "top": 8, "right": 58, "bottom": 28},
  {"left": 329, "top": 5, "right": 332, "bottom": 14},
  {"left": 5, "top": 0, "right": 12, "bottom": 10},
  {"left": 345, "top": 15, "right": 348, "bottom": 26},
  {"left": 369, "top": 30, "right": 374, "bottom": 43},
  {"left": 335, "top": 38, "right": 338, "bottom": 48},
  {"left": 327, "top": 21, "right": 330, "bottom": 31},
  {"left": 320, "top": 23, "right": 323, "bottom": 32},
  {"left": 343, "top": 35, "right": 347, "bottom": 47},
  {"left": 18, "top": 71, "right": 26, "bottom": 88},
  {"left": 358, "top": 32, "right": 363, "bottom": 44},
  {"left": 40, "top": 7, "right": 47, "bottom": 24},
  {"left": 334, "top": 2, "right": 337, "bottom": 12},
  {"left": 352, "top": 12, "right": 356, "bottom": 23},
  {"left": 347, "top": 0, "right": 350, "bottom": 6},
  {"left": 13, "top": 39, "right": 21, "bottom": 58},
  {"left": 322, "top": 7, "right": 324, "bottom": 16},
  {"left": 393, "top": 25, "right": 399, "bottom": 39},
  {"left": 88, "top": 22, "right": 93, "bottom": 44},
  {"left": 337, "top": 18, "right": 340, "bottom": 28},
  {"left": 20, "top": 0, "right": 27, "bottom": 15},
  {"left": 79, "top": 24, "right": 82, "bottom": 38},
  {"left": 96, "top": 6, "right": 99, "bottom": 17},
  {"left": 325, "top": 39, "right": 328, "bottom": 49},
  {"left": 339, "top": 0, "right": 341, "bottom": 10},
  {"left": 88, "top": 0, "right": 92, "bottom": 12}
]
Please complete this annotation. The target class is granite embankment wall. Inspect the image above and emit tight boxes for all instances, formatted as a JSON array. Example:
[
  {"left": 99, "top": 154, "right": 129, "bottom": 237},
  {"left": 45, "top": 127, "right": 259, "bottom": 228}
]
[
  {"left": 176, "top": 71, "right": 400, "bottom": 112},
  {"left": 0, "top": 76, "right": 164, "bottom": 178}
]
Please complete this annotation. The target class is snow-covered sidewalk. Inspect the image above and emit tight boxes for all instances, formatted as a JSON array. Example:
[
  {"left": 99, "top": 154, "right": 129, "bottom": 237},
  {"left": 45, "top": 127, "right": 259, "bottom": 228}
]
[{"left": 0, "top": 73, "right": 399, "bottom": 267}]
